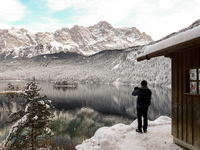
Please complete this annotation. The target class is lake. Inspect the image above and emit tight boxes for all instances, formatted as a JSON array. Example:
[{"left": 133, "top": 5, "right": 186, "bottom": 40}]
[{"left": 0, "top": 80, "right": 171, "bottom": 148}]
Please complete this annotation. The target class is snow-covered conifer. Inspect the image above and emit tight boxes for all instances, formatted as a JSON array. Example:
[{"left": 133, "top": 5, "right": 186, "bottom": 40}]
[{"left": 4, "top": 77, "right": 54, "bottom": 150}]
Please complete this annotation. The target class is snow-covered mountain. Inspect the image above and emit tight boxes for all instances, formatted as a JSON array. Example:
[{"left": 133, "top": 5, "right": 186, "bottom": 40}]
[
  {"left": 0, "top": 21, "right": 153, "bottom": 58},
  {"left": 0, "top": 48, "right": 171, "bottom": 87}
]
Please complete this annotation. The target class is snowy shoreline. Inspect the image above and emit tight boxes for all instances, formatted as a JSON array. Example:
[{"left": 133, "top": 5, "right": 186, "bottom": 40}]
[
  {"left": 76, "top": 116, "right": 183, "bottom": 150},
  {"left": 0, "top": 90, "right": 23, "bottom": 94}
]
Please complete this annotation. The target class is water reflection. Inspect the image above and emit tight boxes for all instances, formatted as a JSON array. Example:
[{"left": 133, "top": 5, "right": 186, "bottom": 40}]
[
  {"left": 0, "top": 80, "right": 171, "bottom": 145},
  {"left": 0, "top": 80, "right": 172, "bottom": 122},
  {"left": 38, "top": 82, "right": 171, "bottom": 120}
]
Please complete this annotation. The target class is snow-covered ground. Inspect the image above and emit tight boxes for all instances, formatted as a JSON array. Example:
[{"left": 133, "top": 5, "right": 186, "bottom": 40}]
[{"left": 76, "top": 116, "right": 183, "bottom": 150}]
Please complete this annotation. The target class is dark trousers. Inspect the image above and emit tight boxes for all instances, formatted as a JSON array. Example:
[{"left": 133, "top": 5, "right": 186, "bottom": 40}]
[{"left": 137, "top": 107, "right": 148, "bottom": 130}]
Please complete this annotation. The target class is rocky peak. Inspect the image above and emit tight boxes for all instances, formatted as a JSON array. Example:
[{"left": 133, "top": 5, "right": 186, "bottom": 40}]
[
  {"left": 69, "top": 25, "right": 95, "bottom": 47},
  {"left": 0, "top": 21, "right": 153, "bottom": 58},
  {"left": 0, "top": 27, "right": 33, "bottom": 49},
  {"left": 95, "top": 21, "right": 113, "bottom": 29},
  {"left": 141, "top": 32, "right": 153, "bottom": 41},
  {"left": 88, "top": 21, "right": 115, "bottom": 35}
]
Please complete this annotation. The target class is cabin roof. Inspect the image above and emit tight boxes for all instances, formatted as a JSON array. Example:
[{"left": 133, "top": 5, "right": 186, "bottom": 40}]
[{"left": 137, "top": 25, "right": 200, "bottom": 61}]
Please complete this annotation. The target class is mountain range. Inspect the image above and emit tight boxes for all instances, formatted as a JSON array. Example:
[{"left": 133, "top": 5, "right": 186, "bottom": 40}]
[
  {"left": 0, "top": 21, "right": 152, "bottom": 58},
  {"left": 0, "top": 19, "right": 199, "bottom": 87}
]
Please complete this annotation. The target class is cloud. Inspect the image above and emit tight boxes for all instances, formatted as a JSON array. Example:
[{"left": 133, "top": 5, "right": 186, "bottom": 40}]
[
  {"left": 110, "top": 0, "right": 200, "bottom": 40},
  {"left": 0, "top": 0, "right": 26, "bottom": 22},
  {"left": 41, "top": 0, "right": 161, "bottom": 27},
  {"left": 1, "top": 0, "right": 199, "bottom": 41},
  {"left": 158, "top": 0, "right": 173, "bottom": 10},
  {"left": 43, "top": 0, "right": 138, "bottom": 21},
  {"left": 0, "top": 23, "right": 13, "bottom": 30},
  {"left": 39, "top": 0, "right": 200, "bottom": 40},
  {"left": 16, "top": 16, "right": 68, "bottom": 34},
  {"left": 43, "top": 0, "right": 88, "bottom": 11}
]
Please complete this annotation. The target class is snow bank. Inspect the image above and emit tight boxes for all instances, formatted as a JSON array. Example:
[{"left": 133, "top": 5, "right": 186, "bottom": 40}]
[
  {"left": 76, "top": 116, "right": 183, "bottom": 150},
  {"left": 138, "top": 25, "right": 200, "bottom": 58}
]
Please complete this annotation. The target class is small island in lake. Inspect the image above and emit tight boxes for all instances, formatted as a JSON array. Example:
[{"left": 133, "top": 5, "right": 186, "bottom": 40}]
[{"left": 53, "top": 80, "right": 78, "bottom": 88}]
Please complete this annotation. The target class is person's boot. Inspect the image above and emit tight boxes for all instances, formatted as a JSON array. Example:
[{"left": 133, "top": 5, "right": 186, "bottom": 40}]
[
  {"left": 135, "top": 129, "right": 142, "bottom": 133},
  {"left": 143, "top": 128, "right": 147, "bottom": 133},
  {"left": 143, "top": 125, "right": 147, "bottom": 133}
]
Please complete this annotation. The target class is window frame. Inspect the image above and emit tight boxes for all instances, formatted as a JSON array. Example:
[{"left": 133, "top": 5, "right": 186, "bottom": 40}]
[{"left": 188, "top": 68, "right": 200, "bottom": 94}]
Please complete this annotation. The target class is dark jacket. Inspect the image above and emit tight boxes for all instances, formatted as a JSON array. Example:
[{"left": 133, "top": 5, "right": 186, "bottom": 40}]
[{"left": 132, "top": 86, "right": 152, "bottom": 108}]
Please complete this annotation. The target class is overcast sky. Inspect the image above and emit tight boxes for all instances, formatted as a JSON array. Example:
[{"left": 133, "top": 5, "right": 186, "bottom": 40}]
[{"left": 0, "top": 0, "right": 199, "bottom": 40}]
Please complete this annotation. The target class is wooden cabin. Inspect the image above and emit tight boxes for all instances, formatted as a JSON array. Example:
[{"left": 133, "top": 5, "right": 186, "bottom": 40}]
[{"left": 137, "top": 26, "right": 200, "bottom": 150}]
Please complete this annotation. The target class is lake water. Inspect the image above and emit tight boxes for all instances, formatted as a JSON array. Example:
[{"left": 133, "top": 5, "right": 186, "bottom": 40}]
[{"left": 0, "top": 80, "right": 171, "bottom": 148}]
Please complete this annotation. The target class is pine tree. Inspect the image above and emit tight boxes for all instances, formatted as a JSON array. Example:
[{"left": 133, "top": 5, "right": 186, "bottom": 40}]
[{"left": 4, "top": 77, "right": 54, "bottom": 150}]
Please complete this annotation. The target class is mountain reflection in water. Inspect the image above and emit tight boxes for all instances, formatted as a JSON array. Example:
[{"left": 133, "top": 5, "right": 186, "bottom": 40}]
[{"left": 38, "top": 82, "right": 171, "bottom": 120}]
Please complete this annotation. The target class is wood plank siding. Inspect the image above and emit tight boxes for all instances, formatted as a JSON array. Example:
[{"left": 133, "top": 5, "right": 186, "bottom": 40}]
[{"left": 172, "top": 48, "right": 200, "bottom": 150}]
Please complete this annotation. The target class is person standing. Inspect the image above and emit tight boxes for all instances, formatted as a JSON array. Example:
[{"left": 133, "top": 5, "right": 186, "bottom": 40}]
[{"left": 132, "top": 80, "right": 152, "bottom": 133}]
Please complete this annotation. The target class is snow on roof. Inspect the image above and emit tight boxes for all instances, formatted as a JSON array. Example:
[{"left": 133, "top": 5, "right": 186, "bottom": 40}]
[
  {"left": 137, "top": 25, "right": 200, "bottom": 59},
  {"left": 76, "top": 116, "right": 182, "bottom": 150}
]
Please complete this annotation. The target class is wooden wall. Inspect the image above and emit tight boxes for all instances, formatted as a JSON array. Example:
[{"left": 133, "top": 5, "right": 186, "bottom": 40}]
[{"left": 172, "top": 48, "right": 200, "bottom": 149}]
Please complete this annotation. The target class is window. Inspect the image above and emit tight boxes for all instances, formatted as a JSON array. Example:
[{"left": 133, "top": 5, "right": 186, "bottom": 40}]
[{"left": 189, "top": 68, "right": 200, "bottom": 94}]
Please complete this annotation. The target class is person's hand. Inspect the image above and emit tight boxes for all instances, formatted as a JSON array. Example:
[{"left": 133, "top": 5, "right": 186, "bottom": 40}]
[{"left": 134, "top": 87, "right": 139, "bottom": 91}]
